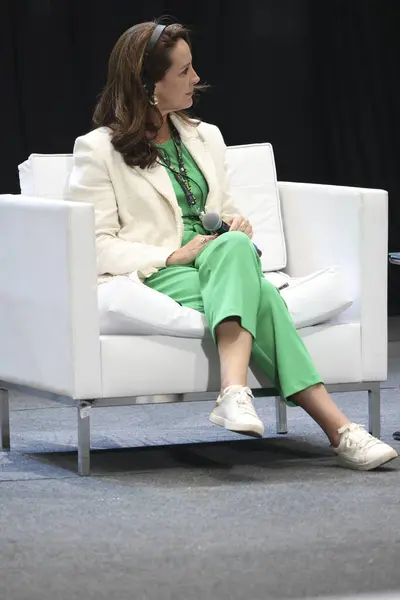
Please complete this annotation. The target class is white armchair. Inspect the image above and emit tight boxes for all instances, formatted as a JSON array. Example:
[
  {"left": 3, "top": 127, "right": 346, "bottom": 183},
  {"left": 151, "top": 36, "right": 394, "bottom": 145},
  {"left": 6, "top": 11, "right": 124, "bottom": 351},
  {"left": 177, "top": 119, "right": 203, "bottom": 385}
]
[{"left": 0, "top": 146, "right": 388, "bottom": 475}]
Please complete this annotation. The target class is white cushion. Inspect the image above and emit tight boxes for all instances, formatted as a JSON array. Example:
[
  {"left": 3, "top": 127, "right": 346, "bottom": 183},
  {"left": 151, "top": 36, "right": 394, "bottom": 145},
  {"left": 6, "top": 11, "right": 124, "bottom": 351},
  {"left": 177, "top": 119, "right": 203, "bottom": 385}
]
[
  {"left": 226, "top": 143, "right": 286, "bottom": 272},
  {"left": 98, "top": 266, "right": 353, "bottom": 337},
  {"left": 98, "top": 274, "right": 207, "bottom": 338},
  {"left": 18, "top": 143, "right": 286, "bottom": 272},
  {"left": 265, "top": 265, "right": 353, "bottom": 328}
]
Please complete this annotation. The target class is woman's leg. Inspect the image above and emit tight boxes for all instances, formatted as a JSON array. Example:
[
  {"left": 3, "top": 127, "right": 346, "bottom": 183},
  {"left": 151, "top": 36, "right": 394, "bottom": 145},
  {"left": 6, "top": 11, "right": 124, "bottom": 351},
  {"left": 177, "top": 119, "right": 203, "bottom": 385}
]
[
  {"left": 146, "top": 254, "right": 263, "bottom": 436},
  {"left": 194, "top": 232, "right": 266, "bottom": 435},
  {"left": 292, "top": 385, "right": 349, "bottom": 447},
  {"left": 194, "top": 232, "right": 260, "bottom": 336},
  {"left": 215, "top": 318, "right": 252, "bottom": 392},
  {"left": 249, "top": 279, "right": 349, "bottom": 446},
  {"left": 250, "top": 274, "right": 397, "bottom": 467},
  {"left": 195, "top": 232, "right": 262, "bottom": 385}
]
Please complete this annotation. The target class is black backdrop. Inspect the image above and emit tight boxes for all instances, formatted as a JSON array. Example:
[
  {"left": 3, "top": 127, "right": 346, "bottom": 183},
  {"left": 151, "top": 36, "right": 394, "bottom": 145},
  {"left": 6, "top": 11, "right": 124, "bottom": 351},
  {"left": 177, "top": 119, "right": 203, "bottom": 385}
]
[{"left": 2, "top": 0, "right": 400, "bottom": 313}]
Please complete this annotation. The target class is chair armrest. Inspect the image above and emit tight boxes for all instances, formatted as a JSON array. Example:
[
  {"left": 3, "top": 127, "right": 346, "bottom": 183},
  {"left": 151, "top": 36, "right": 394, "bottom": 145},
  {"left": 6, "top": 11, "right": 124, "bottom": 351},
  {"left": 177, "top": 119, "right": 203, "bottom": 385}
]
[
  {"left": 278, "top": 182, "right": 388, "bottom": 380},
  {"left": 0, "top": 194, "right": 102, "bottom": 398}
]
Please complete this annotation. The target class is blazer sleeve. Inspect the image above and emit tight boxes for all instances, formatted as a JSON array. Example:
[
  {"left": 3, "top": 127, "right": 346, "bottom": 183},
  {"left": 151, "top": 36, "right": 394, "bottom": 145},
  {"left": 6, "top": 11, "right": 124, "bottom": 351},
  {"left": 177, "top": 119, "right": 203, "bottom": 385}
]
[{"left": 68, "top": 134, "right": 176, "bottom": 277}]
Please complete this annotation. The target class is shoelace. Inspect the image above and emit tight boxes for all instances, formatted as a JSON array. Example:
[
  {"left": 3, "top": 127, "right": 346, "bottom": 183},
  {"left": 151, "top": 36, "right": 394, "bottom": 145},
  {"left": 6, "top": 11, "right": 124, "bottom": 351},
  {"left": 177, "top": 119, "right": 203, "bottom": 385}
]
[
  {"left": 236, "top": 391, "right": 258, "bottom": 417},
  {"left": 341, "top": 424, "right": 379, "bottom": 450}
]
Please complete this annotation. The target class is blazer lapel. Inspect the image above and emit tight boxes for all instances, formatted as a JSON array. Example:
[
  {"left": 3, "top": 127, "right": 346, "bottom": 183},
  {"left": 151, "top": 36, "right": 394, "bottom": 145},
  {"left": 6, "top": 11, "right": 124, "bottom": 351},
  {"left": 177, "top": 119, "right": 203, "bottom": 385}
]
[
  {"left": 171, "top": 115, "right": 220, "bottom": 210},
  {"left": 133, "top": 114, "right": 220, "bottom": 213}
]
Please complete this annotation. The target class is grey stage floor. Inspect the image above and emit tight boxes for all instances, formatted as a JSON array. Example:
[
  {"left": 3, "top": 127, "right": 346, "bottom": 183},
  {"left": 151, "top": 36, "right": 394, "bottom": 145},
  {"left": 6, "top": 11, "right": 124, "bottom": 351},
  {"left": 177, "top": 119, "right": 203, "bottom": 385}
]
[{"left": 1, "top": 319, "right": 400, "bottom": 600}]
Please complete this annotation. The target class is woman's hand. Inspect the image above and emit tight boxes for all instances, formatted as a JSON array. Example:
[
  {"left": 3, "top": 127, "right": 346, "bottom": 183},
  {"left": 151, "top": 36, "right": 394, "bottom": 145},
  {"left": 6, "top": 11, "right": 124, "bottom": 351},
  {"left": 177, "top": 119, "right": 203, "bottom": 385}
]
[
  {"left": 226, "top": 215, "right": 253, "bottom": 238},
  {"left": 166, "top": 234, "right": 218, "bottom": 266}
]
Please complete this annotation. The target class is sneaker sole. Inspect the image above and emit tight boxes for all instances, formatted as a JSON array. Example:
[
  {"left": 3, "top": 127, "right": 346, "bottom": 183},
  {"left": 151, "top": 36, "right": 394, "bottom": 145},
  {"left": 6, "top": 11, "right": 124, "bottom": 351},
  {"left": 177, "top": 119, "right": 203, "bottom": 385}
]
[
  {"left": 336, "top": 448, "right": 399, "bottom": 471},
  {"left": 209, "top": 413, "right": 264, "bottom": 438}
]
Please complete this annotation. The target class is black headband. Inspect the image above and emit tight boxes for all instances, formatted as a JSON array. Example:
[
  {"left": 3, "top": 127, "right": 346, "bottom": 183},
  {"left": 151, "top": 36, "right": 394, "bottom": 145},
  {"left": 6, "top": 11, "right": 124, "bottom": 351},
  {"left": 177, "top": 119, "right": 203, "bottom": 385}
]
[
  {"left": 142, "top": 24, "right": 168, "bottom": 97},
  {"left": 145, "top": 24, "right": 168, "bottom": 56}
]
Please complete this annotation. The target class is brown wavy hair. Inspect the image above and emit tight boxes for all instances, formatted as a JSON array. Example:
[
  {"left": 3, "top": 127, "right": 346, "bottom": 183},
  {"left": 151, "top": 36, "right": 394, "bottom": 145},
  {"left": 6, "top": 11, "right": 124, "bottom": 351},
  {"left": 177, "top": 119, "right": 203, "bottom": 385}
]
[{"left": 93, "top": 21, "right": 201, "bottom": 169}]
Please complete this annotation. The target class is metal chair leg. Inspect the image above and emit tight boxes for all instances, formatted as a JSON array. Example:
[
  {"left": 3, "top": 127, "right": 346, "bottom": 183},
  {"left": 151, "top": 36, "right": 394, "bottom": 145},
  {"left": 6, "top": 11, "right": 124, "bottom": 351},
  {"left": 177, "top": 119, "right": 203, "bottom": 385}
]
[
  {"left": 368, "top": 382, "right": 381, "bottom": 439},
  {"left": 77, "top": 402, "right": 91, "bottom": 476},
  {"left": 275, "top": 396, "right": 288, "bottom": 434},
  {"left": 0, "top": 389, "right": 10, "bottom": 450}
]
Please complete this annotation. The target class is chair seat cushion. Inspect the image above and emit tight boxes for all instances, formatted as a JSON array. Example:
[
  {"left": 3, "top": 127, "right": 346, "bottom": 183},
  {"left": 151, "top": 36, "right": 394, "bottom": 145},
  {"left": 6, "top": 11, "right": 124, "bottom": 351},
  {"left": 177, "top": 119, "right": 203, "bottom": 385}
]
[{"left": 98, "top": 266, "right": 353, "bottom": 337}]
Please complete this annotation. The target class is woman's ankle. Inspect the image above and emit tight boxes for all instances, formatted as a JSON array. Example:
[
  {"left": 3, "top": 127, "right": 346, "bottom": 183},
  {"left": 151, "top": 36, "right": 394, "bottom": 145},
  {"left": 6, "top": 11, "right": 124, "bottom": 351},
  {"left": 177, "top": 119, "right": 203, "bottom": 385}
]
[{"left": 220, "top": 383, "right": 248, "bottom": 396}]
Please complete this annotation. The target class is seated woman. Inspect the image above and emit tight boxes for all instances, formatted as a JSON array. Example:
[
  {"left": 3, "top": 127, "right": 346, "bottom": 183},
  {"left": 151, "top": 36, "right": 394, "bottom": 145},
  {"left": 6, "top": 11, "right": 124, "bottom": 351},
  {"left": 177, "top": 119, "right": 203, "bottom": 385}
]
[{"left": 68, "top": 20, "right": 397, "bottom": 470}]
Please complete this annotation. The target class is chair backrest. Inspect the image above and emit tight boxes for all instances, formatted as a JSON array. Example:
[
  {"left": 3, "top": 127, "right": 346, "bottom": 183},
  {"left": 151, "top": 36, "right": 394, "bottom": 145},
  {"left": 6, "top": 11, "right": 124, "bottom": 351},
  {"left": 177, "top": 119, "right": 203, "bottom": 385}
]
[
  {"left": 19, "top": 154, "right": 74, "bottom": 201},
  {"left": 18, "top": 143, "right": 286, "bottom": 272}
]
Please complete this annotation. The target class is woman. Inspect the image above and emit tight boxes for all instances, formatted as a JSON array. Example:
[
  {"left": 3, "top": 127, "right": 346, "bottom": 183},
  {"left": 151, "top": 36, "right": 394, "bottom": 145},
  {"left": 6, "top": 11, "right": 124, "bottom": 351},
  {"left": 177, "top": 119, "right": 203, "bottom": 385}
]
[{"left": 69, "top": 20, "right": 397, "bottom": 470}]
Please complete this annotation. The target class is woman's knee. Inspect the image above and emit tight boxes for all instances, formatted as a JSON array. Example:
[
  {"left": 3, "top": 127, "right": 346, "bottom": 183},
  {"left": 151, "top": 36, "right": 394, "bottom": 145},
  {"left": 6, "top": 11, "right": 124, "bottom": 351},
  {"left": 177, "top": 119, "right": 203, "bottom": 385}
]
[
  {"left": 197, "top": 231, "right": 259, "bottom": 271},
  {"left": 213, "top": 231, "right": 254, "bottom": 250}
]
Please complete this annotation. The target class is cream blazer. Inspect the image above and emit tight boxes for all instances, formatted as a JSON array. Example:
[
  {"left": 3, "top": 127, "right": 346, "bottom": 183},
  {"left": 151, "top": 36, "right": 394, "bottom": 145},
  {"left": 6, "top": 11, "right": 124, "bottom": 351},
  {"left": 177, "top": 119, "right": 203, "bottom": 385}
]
[{"left": 68, "top": 113, "right": 238, "bottom": 283}]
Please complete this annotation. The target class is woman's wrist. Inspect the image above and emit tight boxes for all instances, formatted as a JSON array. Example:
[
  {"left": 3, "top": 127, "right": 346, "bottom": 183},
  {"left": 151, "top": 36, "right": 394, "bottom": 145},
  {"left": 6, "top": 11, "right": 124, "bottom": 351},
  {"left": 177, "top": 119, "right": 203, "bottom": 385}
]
[{"left": 166, "top": 249, "right": 181, "bottom": 266}]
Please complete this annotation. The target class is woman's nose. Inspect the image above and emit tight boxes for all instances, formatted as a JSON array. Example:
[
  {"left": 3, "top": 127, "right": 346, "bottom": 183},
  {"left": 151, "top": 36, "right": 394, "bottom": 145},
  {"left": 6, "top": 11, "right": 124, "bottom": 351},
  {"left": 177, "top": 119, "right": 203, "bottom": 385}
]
[{"left": 192, "top": 69, "right": 200, "bottom": 84}]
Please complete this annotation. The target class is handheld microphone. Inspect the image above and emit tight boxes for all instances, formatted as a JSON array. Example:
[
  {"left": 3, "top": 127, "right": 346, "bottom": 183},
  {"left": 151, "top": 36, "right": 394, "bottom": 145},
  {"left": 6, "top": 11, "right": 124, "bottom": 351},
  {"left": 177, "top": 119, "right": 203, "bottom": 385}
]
[{"left": 201, "top": 212, "right": 262, "bottom": 257}]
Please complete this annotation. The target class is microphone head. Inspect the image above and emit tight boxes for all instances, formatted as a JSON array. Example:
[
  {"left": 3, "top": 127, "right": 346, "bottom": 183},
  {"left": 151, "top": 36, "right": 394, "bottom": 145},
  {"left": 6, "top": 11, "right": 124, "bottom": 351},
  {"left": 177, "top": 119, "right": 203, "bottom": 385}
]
[{"left": 201, "top": 212, "right": 222, "bottom": 232}]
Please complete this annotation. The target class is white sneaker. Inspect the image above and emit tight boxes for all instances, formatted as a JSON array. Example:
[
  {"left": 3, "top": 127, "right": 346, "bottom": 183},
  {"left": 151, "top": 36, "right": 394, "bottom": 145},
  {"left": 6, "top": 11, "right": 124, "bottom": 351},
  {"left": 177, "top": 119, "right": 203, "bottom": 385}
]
[
  {"left": 209, "top": 385, "right": 264, "bottom": 438},
  {"left": 334, "top": 422, "right": 398, "bottom": 470}
]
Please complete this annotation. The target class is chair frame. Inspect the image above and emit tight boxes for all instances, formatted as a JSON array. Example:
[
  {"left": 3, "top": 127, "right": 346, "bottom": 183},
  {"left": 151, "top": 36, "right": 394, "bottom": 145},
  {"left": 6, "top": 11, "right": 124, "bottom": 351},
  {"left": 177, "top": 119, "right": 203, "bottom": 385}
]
[{"left": 0, "top": 381, "right": 381, "bottom": 475}]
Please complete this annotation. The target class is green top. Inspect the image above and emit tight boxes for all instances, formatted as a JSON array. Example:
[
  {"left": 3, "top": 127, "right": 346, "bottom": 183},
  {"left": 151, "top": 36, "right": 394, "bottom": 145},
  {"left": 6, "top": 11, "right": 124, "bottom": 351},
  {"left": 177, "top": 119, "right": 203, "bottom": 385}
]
[{"left": 157, "top": 138, "right": 209, "bottom": 246}]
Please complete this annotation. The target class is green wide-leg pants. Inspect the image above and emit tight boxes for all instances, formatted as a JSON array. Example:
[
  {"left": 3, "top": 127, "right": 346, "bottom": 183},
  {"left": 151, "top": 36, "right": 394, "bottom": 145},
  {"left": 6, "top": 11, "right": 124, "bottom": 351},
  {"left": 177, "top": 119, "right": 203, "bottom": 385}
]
[{"left": 145, "top": 232, "right": 322, "bottom": 401}]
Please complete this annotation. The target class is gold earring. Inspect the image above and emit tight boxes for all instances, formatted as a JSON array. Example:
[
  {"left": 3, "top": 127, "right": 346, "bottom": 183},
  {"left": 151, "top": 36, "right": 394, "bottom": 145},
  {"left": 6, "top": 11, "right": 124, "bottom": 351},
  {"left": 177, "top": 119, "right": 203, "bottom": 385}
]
[{"left": 150, "top": 93, "right": 158, "bottom": 106}]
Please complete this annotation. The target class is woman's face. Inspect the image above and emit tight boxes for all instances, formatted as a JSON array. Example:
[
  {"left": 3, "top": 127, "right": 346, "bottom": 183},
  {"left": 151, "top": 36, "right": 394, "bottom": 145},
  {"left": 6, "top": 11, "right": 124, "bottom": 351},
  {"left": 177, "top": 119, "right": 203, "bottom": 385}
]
[{"left": 155, "top": 39, "right": 200, "bottom": 114}]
